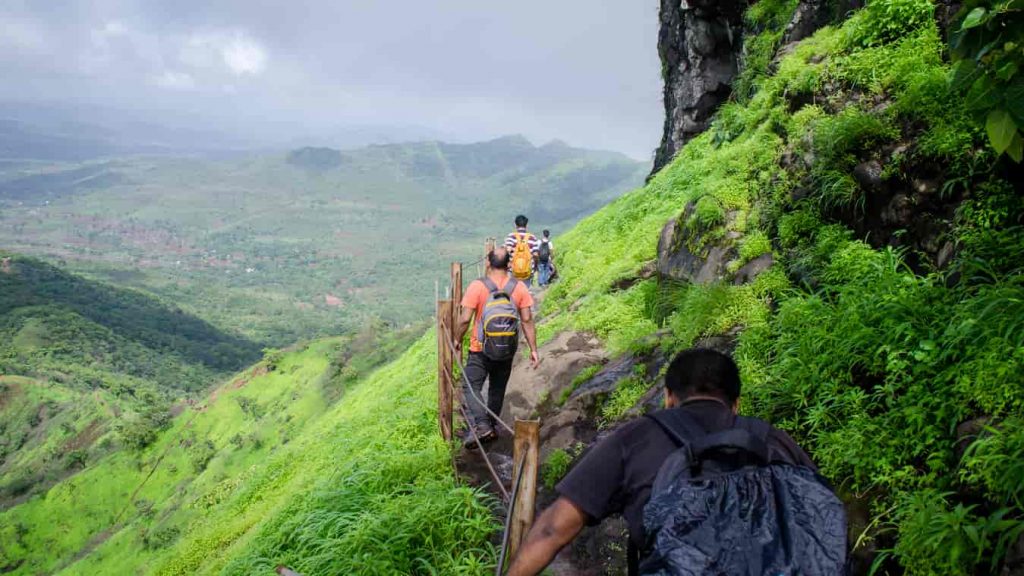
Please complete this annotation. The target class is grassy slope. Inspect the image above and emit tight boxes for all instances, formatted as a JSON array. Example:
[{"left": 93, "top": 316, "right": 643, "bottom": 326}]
[
  {"left": 541, "top": 1, "right": 1023, "bottom": 574},
  {"left": 0, "top": 137, "right": 645, "bottom": 345},
  {"left": 1, "top": 334, "right": 496, "bottom": 575},
  {"left": 0, "top": 375, "right": 118, "bottom": 505}
]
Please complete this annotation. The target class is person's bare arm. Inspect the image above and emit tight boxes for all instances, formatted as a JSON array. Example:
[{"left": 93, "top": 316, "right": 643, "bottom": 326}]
[
  {"left": 455, "top": 306, "right": 474, "bottom": 355},
  {"left": 506, "top": 497, "right": 587, "bottom": 576},
  {"left": 519, "top": 305, "right": 539, "bottom": 368}
]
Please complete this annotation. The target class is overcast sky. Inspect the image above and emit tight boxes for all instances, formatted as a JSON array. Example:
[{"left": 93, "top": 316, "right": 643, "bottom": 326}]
[{"left": 0, "top": 1, "right": 662, "bottom": 159}]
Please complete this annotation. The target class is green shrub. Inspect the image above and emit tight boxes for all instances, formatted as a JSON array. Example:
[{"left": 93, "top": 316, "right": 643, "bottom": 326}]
[
  {"left": 564, "top": 281, "right": 660, "bottom": 355},
  {"left": 601, "top": 377, "right": 651, "bottom": 422},
  {"left": 738, "top": 230, "right": 772, "bottom": 263},
  {"left": 814, "top": 108, "right": 897, "bottom": 165},
  {"left": 663, "top": 283, "right": 771, "bottom": 352},
  {"left": 845, "top": 0, "right": 936, "bottom": 48},
  {"left": 961, "top": 421, "right": 1024, "bottom": 509},
  {"left": 693, "top": 196, "right": 726, "bottom": 228},
  {"left": 117, "top": 409, "right": 170, "bottom": 452},
  {"left": 889, "top": 490, "right": 1024, "bottom": 576},
  {"left": 949, "top": 0, "right": 1024, "bottom": 161},
  {"left": 189, "top": 440, "right": 216, "bottom": 473},
  {"left": 542, "top": 449, "right": 574, "bottom": 490},
  {"left": 142, "top": 525, "right": 181, "bottom": 551}
]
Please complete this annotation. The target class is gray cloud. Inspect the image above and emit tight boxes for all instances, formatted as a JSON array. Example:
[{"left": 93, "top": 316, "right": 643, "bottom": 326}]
[{"left": 0, "top": 1, "right": 662, "bottom": 158}]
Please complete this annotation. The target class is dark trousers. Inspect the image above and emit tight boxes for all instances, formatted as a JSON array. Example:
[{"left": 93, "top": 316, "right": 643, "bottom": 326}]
[{"left": 462, "top": 352, "right": 513, "bottom": 430}]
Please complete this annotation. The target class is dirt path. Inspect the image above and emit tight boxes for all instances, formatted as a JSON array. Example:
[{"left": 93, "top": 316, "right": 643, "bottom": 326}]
[{"left": 456, "top": 312, "right": 641, "bottom": 574}]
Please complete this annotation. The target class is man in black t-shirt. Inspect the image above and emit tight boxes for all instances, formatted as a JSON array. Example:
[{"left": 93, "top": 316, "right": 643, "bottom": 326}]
[{"left": 506, "top": 348, "right": 815, "bottom": 576}]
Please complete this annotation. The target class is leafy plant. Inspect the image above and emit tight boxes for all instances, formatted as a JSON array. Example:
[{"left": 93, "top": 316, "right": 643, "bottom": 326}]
[
  {"left": 846, "top": 0, "right": 936, "bottom": 48},
  {"left": 542, "top": 448, "right": 574, "bottom": 490},
  {"left": 601, "top": 377, "right": 651, "bottom": 422},
  {"left": 949, "top": 0, "right": 1024, "bottom": 161}
]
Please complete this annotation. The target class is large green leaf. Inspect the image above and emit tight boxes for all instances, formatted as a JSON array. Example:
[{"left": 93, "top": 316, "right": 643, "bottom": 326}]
[
  {"left": 986, "top": 109, "right": 1018, "bottom": 153},
  {"left": 960, "top": 7, "right": 988, "bottom": 30},
  {"left": 1006, "top": 77, "right": 1024, "bottom": 124},
  {"left": 950, "top": 59, "right": 981, "bottom": 92},
  {"left": 1006, "top": 132, "right": 1023, "bottom": 163},
  {"left": 965, "top": 74, "right": 1001, "bottom": 111}
]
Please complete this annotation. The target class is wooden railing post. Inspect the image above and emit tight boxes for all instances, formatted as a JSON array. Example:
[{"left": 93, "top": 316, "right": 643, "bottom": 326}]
[
  {"left": 508, "top": 419, "right": 540, "bottom": 560},
  {"left": 437, "top": 299, "right": 454, "bottom": 442},
  {"left": 450, "top": 262, "right": 463, "bottom": 347}
]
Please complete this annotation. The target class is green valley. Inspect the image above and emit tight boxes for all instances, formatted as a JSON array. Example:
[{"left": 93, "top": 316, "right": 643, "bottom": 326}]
[
  {"left": 1, "top": 332, "right": 495, "bottom": 575},
  {"left": 0, "top": 136, "right": 645, "bottom": 345}
]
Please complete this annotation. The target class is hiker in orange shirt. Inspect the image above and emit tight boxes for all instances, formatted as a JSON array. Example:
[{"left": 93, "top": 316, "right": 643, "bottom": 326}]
[{"left": 455, "top": 247, "right": 540, "bottom": 446}]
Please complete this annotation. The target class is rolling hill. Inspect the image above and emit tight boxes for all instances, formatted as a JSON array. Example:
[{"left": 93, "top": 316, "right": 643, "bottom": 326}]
[{"left": 0, "top": 253, "right": 261, "bottom": 510}]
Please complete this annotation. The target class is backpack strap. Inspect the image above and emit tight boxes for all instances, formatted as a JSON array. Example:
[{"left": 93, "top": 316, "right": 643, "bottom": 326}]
[
  {"left": 480, "top": 276, "right": 499, "bottom": 294},
  {"left": 734, "top": 415, "right": 777, "bottom": 463},
  {"left": 503, "top": 278, "right": 518, "bottom": 300},
  {"left": 690, "top": 416, "right": 771, "bottom": 465},
  {"left": 689, "top": 428, "right": 770, "bottom": 465},
  {"left": 647, "top": 410, "right": 771, "bottom": 465},
  {"left": 645, "top": 409, "right": 707, "bottom": 447},
  {"left": 480, "top": 276, "right": 516, "bottom": 299},
  {"left": 734, "top": 415, "right": 771, "bottom": 443}
]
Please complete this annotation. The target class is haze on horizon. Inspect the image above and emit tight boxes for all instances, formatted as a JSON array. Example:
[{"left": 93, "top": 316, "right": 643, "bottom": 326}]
[{"left": 0, "top": 1, "right": 662, "bottom": 160}]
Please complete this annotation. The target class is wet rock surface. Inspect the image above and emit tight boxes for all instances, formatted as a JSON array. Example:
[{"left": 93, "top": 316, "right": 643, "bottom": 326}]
[
  {"left": 653, "top": 0, "right": 746, "bottom": 174},
  {"left": 733, "top": 253, "right": 774, "bottom": 285},
  {"left": 656, "top": 204, "right": 740, "bottom": 285}
]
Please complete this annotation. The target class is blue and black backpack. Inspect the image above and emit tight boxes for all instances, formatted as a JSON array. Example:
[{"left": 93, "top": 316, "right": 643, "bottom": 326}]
[
  {"left": 476, "top": 277, "right": 520, "bottom": 361},
  {"left": 638, "top": 409, "right": 848, "bottom": 575}
]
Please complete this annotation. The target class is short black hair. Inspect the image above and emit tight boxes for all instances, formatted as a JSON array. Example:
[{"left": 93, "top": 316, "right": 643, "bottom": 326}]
[
  {"left": 664, "top": 348, "right": 741, "bottom": 403},
  {"left": 489, "top": 247, "right": 511, "bottom": 269},
  {"left": 542, "top": 229, "right": 550, "bottom": 238},
  {"left": 515, "top": 214, "right": 528, "bottom": 227}
]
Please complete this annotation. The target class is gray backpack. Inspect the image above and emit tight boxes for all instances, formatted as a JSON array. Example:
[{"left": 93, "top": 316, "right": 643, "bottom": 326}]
[{"left": 476, "top": 277, "right": 520, "bottom": 361}]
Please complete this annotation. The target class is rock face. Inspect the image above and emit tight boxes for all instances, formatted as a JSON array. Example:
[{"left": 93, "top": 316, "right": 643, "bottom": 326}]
[
  {"left": 653, "top": 0, "right": 849, "bottom": 175},
  {"left": 783, "top": 0, "right": 864, "bottom": 44},
  {"left": 733, "top": 253, "right": 774, "bottom": 285},
  {"left": 653, "top": 0, "right": 747, "bottom": 174},
  {"left": 501, "top": 331, "right": 607, "bottom": 425},
  {"left": 656, "top": 203, "right": 740, "bottom": 284}
]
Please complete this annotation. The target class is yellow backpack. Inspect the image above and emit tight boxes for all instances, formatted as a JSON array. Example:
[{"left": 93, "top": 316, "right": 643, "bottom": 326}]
[{"left": 511, "top": 233, "right": 533, "bottom": 279}]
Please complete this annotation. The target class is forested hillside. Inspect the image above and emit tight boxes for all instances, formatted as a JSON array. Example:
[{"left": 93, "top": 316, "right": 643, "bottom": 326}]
[
  {"left": 0, "top": 254, "right": 260, "bottom": 517},
  {"left": 0, "top": 136, "right": 645, "bottom": 345}
]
